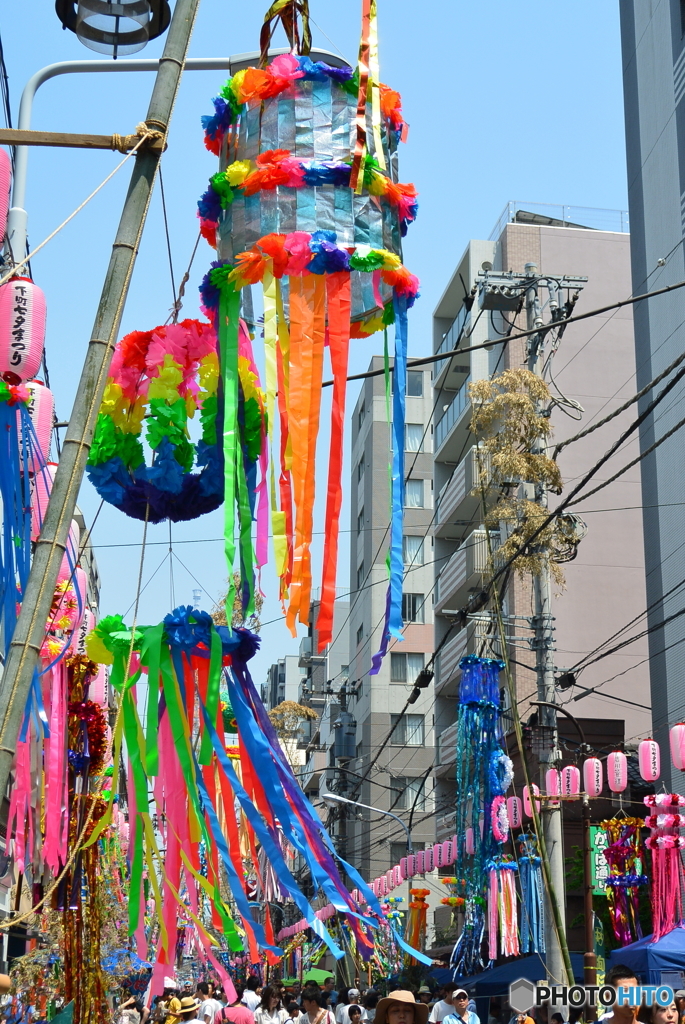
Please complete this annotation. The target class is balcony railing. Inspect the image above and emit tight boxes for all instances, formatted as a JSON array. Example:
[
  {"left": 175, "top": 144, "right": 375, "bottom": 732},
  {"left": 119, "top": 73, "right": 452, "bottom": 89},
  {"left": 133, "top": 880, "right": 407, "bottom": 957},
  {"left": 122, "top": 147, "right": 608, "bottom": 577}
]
[
  {"left": 435, "top": 375, "right": 471, "bottom": 451},
  {"left": 436, "top": 528, "right": 498, "bottom": 609},
  {"left": 435, "top": 302, "right": 470, "bottom": 375}
]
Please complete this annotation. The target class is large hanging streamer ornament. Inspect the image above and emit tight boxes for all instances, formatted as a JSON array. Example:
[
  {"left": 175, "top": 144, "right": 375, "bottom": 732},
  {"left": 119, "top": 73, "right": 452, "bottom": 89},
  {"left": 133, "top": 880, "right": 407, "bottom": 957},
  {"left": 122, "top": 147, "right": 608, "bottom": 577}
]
[
  {"left": 406, "top": 888, "right": 430, "bottom": 963},
  {"left": 518, "top": 834, "right": 545, "bottom": 954},
  {"left": 198, "top": 16, "right": 418, "bottom": 647},
  {"left": 82, "top": 605, "right": 410, "bottom": 991},
  {"left": 450, "top": 656, "right": 509, "bottom": 975},
  {"left": 599, "top": 816, "right": 647, "bottom": 946},
  {"left": 86, "top": 319, "right": 234, "bottom": 523},
  {"left": 643, "top": 793, "right": 685, "bottom": 940}
]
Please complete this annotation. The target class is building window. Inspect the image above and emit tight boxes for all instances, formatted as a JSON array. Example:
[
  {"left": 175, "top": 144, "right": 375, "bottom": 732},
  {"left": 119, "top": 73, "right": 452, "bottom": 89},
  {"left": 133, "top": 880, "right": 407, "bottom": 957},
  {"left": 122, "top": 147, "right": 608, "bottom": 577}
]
[
  {"left": 403, "top": 534, "right": 424, "bottom": 565},
  {"left": 357, "top": 453, "right": 365, "bottom": 482},
  {"left": 405, "top": 423, "right": 424, "bottom": 452},
  {"left": 390, "top": 776, "right": 427, "bottom": 812},
  {"left": 340, "top": 664, "right": 349, "bottom": 680},
  {"left": 390, "top": 840, "right": 424, "bottom": 863},
  {"left": 405, "top": 478, "right": 424, "bottom": 507},
  {"left": 407, "top": 371, "right": 423, "bottom": 397},
  {"left": 357, "top": 561, "right": 365, "bottom": 590},
  {"left": 390, "top": 652, "right": 425, "bottom": 684},
  {"left": 357, "top": 507, "right": 365, "bottom": 536},
  {"left": 402, "top": 592, "right": 425, "bottom": 624},
  {"left": 390, "top": 713, "right": 425, "bottom": 746},
  {"left": 358, "top": 401, "right": 366, "bottom": 431},
  {"left": 356, "top": 623, "right": 364, "bottom": 646},
  {"left": 356, "top": 741, "right": 363, "bottom": 760}
]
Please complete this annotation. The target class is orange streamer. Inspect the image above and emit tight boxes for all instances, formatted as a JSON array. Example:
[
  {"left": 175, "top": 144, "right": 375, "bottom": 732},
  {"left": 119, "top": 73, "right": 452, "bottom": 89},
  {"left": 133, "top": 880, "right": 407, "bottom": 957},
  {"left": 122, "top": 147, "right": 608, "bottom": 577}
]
[
  {"left": 316, "top": 273, "right": 352, "bottom": 649},
  {"left": 350, "top": 0, "right": 372, "bottom": 191},
  {"left": 286, "top": 275, "right": 325, "bottom": 634}
]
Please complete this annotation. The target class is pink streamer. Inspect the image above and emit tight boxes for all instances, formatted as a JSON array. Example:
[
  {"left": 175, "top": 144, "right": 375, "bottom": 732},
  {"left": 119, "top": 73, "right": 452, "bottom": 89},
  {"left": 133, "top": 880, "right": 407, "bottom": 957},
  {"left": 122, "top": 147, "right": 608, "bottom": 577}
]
[
  {"left": 488, "top": 868, "right": 498, "bottom": 961},
  {"left": 43, "top": 663, "right": 68, "bottom": 873},
  {"left": 372, "top": 269, "right": 384, "bottom": 311}
]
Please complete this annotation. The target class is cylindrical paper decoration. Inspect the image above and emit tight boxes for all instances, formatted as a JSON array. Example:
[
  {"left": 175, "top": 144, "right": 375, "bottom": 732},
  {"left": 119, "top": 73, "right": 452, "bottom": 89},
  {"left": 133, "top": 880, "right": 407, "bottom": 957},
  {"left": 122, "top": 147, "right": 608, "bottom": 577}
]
[
  {"left": 0, "top": 148, "right": 11, "bottom": 240},
  {"left": 584, "top": 757, "right": 603, "bottom": 797},
  {"left": 507, "top": 796, "right": 522, "bottom": 829},
  {"left": 670, "top": 723, "right": 685, "bottom": 771},
  {"left": 407, "top": 854, "right": 417, "bottom": 875},
  {"left": 424, "top": 847, "right": 434, "bottom": 872},
  {"left": 433, "top": 842, "right": 443, "bottom": 868},
  {"left": 0, "top": 277, "right": 47, "bottom": 383},
  {"left": 638, "top": 739, "right": 660, "bottom": 782},
  {"left": 442, "top": 839, "right": 453, "bottom": 865},
  {"left": 68, "top": 607, "right": 95, "bottom": 657},
  {"left": 351, "top": 889, "right": 359, "bottom": 903},
  {"left": 73, "top": 567, "right": 87, "bottom": 629},
  {"left": 416, "top": 850, "right": 425, "bottom": 874},
  {"left": 546, "top": 768, "right": 561, "bottom": 800},
  {"left": 561, "top": 765, "right": 581, "bottom": 797},
  {"left": 23, "top": 379, "right": 53, "bottom": 460},
  {"left": 379, "top": 875, "right": 387, "bottom": 896},
  {"left": 393, "top": 866, "right": 401, "bottom": 887},
  {"left": 607, "top": 751, "right": 628, "bottom": 793},
  {"left": 523, "top": 784, "right": 540, "bottom": 817},
  {"left": 56, "top": 520, "right": 80, "bottom": 583},
  {"left": 385, "top": 870, "right": 394, "bottom": 891},
  {"left": 465, "top": 827, "right": 475, "bottom": 855},
  {"left": 399, "top": 857, "right": 407, "bottom": 880}
]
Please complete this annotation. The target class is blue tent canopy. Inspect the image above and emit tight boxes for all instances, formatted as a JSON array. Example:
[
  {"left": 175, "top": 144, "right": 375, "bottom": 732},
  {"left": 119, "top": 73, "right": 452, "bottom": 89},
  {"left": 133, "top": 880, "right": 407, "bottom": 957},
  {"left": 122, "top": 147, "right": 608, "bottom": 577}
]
[
  {"left": 608, "top": 928, "right": 685, "bottom": 985},
  {"left": 431, "top": 953, "right": 585, "bottom": 996}
]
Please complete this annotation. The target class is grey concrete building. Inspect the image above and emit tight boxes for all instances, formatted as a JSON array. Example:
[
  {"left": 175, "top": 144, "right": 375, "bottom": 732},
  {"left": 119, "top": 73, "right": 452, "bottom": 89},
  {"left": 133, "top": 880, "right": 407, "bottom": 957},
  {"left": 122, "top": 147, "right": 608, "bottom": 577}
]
[
  {"left": 261, "top": 655, "right": 303, "bottom": 710},
  {"left": 344, "top": 357, "right": 438, "bottom": 886},
  {"left": 432, "top": 203, "right": 650, "bottom": 847},
  {"left": 620, "top": 2, "right": 685, "bottom": 789}
]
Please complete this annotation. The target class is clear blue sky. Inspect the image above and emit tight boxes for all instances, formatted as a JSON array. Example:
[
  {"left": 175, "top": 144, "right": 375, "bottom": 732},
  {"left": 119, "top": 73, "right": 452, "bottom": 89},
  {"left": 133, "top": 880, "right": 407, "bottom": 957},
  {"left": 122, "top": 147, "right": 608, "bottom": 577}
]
[{"left": 1, "top": 1, "right": 628, "bottom": 688}]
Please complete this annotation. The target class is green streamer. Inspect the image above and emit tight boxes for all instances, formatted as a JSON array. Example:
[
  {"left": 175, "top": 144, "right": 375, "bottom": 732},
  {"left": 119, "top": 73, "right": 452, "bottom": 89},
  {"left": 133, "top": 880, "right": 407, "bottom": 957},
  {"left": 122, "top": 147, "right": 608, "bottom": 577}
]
[{"left": 218, "top": 283, "right": 241, "bottom": 619}]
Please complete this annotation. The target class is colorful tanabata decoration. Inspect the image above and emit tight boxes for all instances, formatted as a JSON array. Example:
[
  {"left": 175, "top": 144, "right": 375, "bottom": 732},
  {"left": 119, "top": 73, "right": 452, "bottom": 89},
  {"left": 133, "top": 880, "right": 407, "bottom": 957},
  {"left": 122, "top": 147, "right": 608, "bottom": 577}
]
[
  {"left": 518, "top": 834, "right": 545, "bottom": 955},
  {"left": 600, "top": 817, "right": 647, "bottom": 946},
  {"left": 450, "top": 656, "right": 515, "bottom": 974},
  {"left": 81, "top": 605, "right": 421, "bottom": 988},
  {"left": 643, "top": 793, "right": 685, "bottom": 940},
  {"left": 198, "top": 4, "right": 418, "bottom": 650},
  {"left": 86, "top": 319, "right": 236, "bottom": 524}
]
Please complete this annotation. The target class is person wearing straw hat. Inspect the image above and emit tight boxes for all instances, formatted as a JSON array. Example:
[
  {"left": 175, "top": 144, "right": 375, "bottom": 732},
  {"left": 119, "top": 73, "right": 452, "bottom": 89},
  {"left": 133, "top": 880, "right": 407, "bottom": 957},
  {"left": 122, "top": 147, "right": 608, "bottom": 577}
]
[
  {"left": 178, "top": 997, "right": 204, "bottom": 1024},
  {"left": 374, "top": 992, "right": 429, "bottom": 1024}
]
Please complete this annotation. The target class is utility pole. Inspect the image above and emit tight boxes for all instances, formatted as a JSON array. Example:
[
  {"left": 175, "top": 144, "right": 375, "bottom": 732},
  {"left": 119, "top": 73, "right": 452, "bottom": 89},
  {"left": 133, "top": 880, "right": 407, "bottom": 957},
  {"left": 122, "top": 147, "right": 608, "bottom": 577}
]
[
  {"left": 0, "top": 0, "right": 201, "bottom": 801},
  {"left": 524, "top": 261, "right": 569, "bottom": 988}
]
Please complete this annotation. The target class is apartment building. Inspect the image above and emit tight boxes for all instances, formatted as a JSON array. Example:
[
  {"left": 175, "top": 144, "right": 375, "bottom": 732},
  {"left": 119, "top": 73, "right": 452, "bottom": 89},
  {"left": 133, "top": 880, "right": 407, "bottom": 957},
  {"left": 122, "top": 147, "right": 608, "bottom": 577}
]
[
  {"left": 432, "top": 203, "right": 650, "bottom": 847},
  {"left": 261, "top": 655, "right": 302, "bottom": 710}
]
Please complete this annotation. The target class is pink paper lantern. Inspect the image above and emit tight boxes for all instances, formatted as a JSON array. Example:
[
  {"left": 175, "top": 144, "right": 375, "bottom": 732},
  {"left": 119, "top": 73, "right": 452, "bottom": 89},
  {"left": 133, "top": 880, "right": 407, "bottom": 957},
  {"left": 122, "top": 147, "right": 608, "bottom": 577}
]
[
  {"left": 507, "top": 796, "right": 522, "bottom": 828},
  {"left": 583, "top": 757, "right": 603, "bottom": 797},
  {"left": 416, "top": 850, "right": 425, "bottom": 874},
  {"left": 670, "top": 724, "right": 685, "bottom": 772},
  {"left": 442, "top": 839, "right": 453, "bottom": 865},
  {"left": 56, "top": 519, "right": 81, "bottom": 584},
  {"left": 379, "top": 875, "right": 388, "bottom": 896},
  {"left": 561, "top": 765, "right": 581, "bottom": 797},
  {"left": 0, "top": 277, "right": 47, "bottom": 383},
  {"left": 68, "top": 607, "right": 95, "bottom": 657},
  {"left": 399, "top": 857, "right": 407, "bottom": 880},
  {"left": 393, "top": 866, "right": 401, "bottom": 887},
  {"left": 546, "top": 768, "right": 561, "bottom": 805},
  {"left": 433, "top": 842, "right": 443, "bottom": 868},
  {"left": 31, "top": 461, "right": 57, "bottom": 540},
  {"left": 424, "top": 847, "right": 434, "bottom": 872},
  {"left": 523, "top": 784, "right": 540, "bottom": 817},
  {"left": 407, "top": 854, "right": 417, "bottom": 875},
  {"left": 607, "top": 751, "right": 628, "bottom": 793},
  {"left": 638, "top": 739, "right": 660, "bottom": 782},
  {"left": 23, "top": 379, "right": 54, "bottom": 460},
  {"left": 465, "top": 827, "right": 475, "bottom": 855},
  {"left": 0, "top": 148, "right": 11, "bottom": 239}
]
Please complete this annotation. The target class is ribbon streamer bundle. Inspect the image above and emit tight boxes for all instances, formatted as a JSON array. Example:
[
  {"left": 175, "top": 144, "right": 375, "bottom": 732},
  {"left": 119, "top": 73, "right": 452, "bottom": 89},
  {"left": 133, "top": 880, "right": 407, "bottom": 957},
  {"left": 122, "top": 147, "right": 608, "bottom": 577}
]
[
  {"left": 518, "top": 834, "right": 546, "bottom": 955},
  {"left": 600, "top": 816, "right": 647, "bottom": 945},
  {"left": 198, "top": 5, "right": 418, "bottom": 652},
  {"left": 80, "top": 605, "right": 427, "bottom": 990},
  {"left": 450, "top": 656, "right": 515, "bottom": 974},
  {"left": 643, "top": 793, "right": 685, "bottom": 940}
]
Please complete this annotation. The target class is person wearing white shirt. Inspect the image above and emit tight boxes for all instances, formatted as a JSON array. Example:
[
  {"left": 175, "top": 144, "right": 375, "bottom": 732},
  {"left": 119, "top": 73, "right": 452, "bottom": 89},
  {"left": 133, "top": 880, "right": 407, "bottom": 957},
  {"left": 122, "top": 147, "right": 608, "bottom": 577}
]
[
  {"left": 429, "top": 987, "right": 459, "bottom": 1024},
  {"left": 336, "top": 993, "right": 367, "bottom": 1024},
  {"left": 242, "top": 979, "right": 262, "bottom": 1013},
  {"left": 254, "top": 987, "right": 289, "bottom": 1024}
]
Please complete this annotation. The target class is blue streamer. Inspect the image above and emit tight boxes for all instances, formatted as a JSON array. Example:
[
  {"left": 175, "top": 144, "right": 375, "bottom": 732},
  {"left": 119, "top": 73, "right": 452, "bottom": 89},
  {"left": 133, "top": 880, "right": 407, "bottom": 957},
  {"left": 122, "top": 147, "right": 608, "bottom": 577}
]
[{"left": 388, "top": 294, "right": 408, "bottom": 639}]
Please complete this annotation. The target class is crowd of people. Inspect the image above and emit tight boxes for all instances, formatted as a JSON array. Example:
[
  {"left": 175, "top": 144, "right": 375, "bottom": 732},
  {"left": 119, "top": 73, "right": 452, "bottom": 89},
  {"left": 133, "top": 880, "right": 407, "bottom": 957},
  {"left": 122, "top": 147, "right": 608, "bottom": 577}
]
[{"left": 114, "top": 968, "right": 685, "bottom": 1024}]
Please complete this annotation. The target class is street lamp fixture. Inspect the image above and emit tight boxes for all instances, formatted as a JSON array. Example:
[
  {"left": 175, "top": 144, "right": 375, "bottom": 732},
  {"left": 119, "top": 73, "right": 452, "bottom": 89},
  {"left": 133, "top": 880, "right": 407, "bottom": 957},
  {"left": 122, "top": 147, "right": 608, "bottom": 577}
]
[
  {"left": 321, "top": 791, "right": 413, "bottom": 853},
  {"left": 55, "top": 1, "right": 172, "bottom": 58}
]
